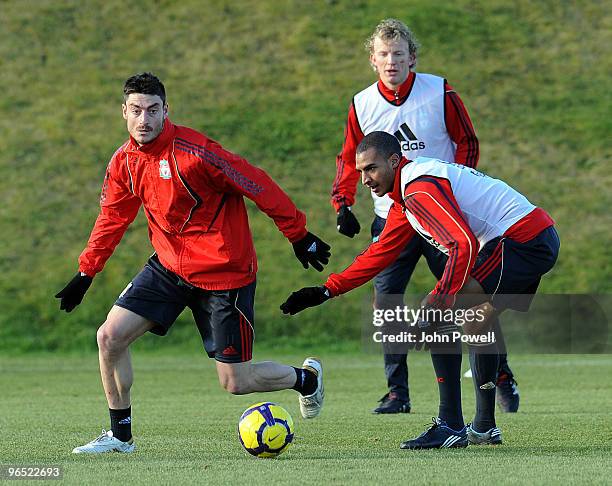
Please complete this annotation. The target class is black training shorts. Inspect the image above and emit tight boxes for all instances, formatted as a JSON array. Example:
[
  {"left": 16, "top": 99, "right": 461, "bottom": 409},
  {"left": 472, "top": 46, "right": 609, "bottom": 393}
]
[
  {"left": 471, "top": 226, "right": 560, "bottom": 311},
  {"left": 115, "top": 255, "right": 255, "bottom": 363}
]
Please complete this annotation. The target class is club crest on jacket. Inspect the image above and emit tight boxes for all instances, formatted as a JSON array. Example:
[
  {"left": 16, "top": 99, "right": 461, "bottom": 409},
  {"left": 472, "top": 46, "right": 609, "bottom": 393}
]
[{"left": 159, "top": 159, "right": 171, "bottom": 179}]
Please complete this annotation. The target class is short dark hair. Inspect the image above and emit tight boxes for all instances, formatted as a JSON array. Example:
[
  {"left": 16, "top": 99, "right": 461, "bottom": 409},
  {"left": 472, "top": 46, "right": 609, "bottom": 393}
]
[
  {"left": 356, "top": 131, "right": 401, "bottom": 160},
  {"left": 123, "top": 72, "right": 166, "bottom": 104}
]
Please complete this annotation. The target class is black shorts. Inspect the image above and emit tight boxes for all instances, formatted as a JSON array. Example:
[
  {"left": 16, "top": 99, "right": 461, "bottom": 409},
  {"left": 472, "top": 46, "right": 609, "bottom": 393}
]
[
  {"left": 115, "top": 255, "right": 255, "bottom": 363},
  {"left": 471, "top": 226, "right": 560, "bottom": 311}
]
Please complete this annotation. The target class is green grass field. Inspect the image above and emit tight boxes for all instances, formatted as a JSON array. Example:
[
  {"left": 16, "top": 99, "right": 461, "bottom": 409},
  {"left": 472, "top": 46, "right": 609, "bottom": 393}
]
[
  {"left": 0, "top": 0, "right": 610, "bottom": 352},
  {"left": 1, "top": 2, "right": 610, "bottom": 482},
  {"left": 2, "top": 350, "right": 611, "bottom": 485}
]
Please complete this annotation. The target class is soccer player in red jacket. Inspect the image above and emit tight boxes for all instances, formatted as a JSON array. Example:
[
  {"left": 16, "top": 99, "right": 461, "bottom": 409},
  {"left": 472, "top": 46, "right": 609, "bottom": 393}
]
[
  {"left": 331, "top": 18, "right": 518, "bottom": 414},
  {"left": 56, "top": 73, "right": 330, "bottom": 453},
  {"left": 283, "top": 131, "right": 559, "bottom": 449}
]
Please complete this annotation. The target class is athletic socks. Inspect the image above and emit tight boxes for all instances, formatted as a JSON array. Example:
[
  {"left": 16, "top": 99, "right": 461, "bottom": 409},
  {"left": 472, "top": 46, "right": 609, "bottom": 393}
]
[
  {"left": 498, "top": 353, "right": 509, "bottom": 375},
  {"left": 109, "top": 406, "right": 132, "bottom": 442},
  {"left": 469, "top": 317, "right": 502, "bottom": 432},
  {"left": 492, "top": 317, "right": 509, "bottom": 370},
  {"left": 430, "top": 346, "right": 464, "bottom": 430},
  {"left": 291, "top": 367, "right": 317, "bottom": 396},
  {"left": 469, "top": 349, "right": 500, "bottom": 432}
]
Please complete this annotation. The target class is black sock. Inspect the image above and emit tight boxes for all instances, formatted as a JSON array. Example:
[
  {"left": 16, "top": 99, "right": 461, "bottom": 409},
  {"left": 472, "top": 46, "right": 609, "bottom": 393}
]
[
  {"left": 109, "top": 407, "right": 132, "bottom": 442},
  {"left": 491, "top": 317, "right": 509, "bottom": 372},
  {"left": 291, "top": 367, "right": 317, "bottom": 395},
  {"left": 430, "top": 345, "right": 464, "bottom": 430},
  {"left": 469, "top": 349, "right": 500, "bottom": 432}
]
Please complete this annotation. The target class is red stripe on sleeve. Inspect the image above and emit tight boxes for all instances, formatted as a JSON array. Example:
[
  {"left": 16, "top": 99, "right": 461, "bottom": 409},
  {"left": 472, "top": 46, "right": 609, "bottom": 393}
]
[
  {"left": 403, "top": 178, "right": 479, "bottom": 299},
  {"left": 444, "top": 83, "right": 479, "bottom": 168},
  {"left": 331, "top": 101, "right": 365, "bottom": 211},
  {"left": 201, "top": 139, "right": 308, "bottom": 243}
]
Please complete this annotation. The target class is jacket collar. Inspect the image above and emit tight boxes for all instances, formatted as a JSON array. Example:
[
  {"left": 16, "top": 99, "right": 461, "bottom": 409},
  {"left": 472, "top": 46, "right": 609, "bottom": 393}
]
[
  {"left": 388, "top": 157, "right": 412, "bottom": 205},
  {"left": 377, "top": 72, "right": 416, "bottom": 103},
  {"left": 125, "top": 118, "right": 175, "bottom": 155}
]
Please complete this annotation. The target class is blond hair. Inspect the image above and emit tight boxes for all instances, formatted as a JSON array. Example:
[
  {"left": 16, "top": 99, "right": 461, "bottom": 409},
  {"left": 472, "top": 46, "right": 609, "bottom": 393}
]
[{"left": 365, "top": 18, "right": 419, "bottom": 57}]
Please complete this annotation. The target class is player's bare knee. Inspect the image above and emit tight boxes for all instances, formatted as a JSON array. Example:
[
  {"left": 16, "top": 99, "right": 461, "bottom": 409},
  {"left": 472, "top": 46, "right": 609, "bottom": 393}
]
[
  {"left": 227, "top": 382, "right": 247, "bottom": 395},
  {"left": 96, "top": 321, "right": 129, "bottom": 355},
  {"left": 218, "top": 363, "right": 253, "bottom": 395},
  {"left": 221, "top": 376, "right": 251, "bottom": 395}
]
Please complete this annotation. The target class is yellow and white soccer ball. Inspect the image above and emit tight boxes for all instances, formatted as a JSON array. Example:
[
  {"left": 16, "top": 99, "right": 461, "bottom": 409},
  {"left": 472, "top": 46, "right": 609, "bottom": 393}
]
[{"left": 238, "top": 402, "right": 294, "bottom": 458}]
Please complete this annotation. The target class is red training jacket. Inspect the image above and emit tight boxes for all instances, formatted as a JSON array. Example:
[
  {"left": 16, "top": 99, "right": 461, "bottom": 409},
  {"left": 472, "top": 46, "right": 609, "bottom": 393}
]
[{"left": 79, "top": 120, "right": 308, "bottom": 290}]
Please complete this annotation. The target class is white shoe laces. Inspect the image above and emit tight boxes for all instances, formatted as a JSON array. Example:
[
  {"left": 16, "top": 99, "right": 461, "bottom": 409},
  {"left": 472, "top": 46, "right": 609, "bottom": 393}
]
[
  {"left": 90, "top": 429, "right": 113, "bottom": 444},
  {"left": 302, "top": 396, "right": 319, "bottom": 406}
]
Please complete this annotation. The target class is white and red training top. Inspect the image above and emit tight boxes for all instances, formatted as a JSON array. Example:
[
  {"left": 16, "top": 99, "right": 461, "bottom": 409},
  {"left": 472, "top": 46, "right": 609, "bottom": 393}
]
[
  {"left": 325, "top": 157, "right": 554, "bottom": 304},
  {"left": 331, "top": 72, "right": 479, "bottom": 218}
]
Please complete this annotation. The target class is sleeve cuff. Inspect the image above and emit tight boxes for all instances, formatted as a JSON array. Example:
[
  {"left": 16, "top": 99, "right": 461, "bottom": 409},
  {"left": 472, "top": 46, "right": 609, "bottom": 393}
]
[
  {"left": 78, "top": 267, "right": 96, "bottom": 278},
  {"left": 323, "top": 277, "right": 340, "bottom": 297},
  {"left": 288, "top": 227, "right": 308, "bottom": 244}
]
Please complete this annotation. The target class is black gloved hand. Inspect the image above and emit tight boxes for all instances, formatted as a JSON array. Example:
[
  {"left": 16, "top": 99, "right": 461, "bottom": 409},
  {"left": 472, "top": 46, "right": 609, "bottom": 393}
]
[
  {"left": 336, "top": 205, "right": 360, "bottom": 238},
  {"left": 280, "top": 286, "right": 330, "bottom": 315},
  {"left": 408, "top": 306, "right": 460, "bottom": 351},
  {"left": 408, "top": 319, "right": 436, "bottom": 351},
  {"left": 55, "top": 272, "right": 93, "bottom": 312},
  {"left": 292, "top": 232, "right": 331, "bottom": 272}
]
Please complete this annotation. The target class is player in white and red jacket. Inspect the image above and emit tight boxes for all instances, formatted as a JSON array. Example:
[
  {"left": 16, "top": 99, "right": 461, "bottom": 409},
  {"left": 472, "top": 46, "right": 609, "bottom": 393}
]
[
  {"left": 282, "top": 132, "right": 559, "bottom": 449},
  {"left": 330, "top": 18, "right": 514, "bottom": 415},
  {"left": 331, "top": 21, "right": 478, "bottom": 227},
  {"left": 331, "top": 69, "right": 478, "bottom": 220},
  {"left": 325, "top": 156, "right": 554, "bottom": 301}
]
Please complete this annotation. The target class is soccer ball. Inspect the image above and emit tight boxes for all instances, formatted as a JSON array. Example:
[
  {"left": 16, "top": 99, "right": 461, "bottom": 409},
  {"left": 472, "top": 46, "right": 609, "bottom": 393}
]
[{"left": 238, "top": 402, "right": 294, "bottom": 458}]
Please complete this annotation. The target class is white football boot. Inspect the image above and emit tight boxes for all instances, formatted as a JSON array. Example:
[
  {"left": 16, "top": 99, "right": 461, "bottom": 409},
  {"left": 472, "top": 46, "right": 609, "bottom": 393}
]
[
  {"left": 467, "top": 423, "right": 503, "bottom": 445},
  {"left": 298, "top": 357, "right": 324, "bottom": 419},
  {"left": 72, "top": 429, "right": 135, "bottom": 454}
]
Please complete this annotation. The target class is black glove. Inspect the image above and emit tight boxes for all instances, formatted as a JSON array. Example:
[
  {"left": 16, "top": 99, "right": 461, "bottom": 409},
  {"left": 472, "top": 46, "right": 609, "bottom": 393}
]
[
  {"left": 280, "top": 286, "right": 330, "bottom": 315},
  {"left": 55, "top": 272, "right": 93, "bottom": 312},
  {"left": 292, "top": 232, "right": 331, "bottom": 272},
  {"left": 337, "top": 205, "right": 360, "bottom": 238},
  {"left": 407, "top": 316, "right": 436, "bottom": 351},
  {"left": 408, "top": 307, "right": 460, "bottom": 351}
]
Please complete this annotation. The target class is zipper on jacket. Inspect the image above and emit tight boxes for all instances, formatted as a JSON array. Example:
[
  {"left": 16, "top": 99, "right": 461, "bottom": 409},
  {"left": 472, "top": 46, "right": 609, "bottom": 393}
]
[
  {"left": 169, "top": 151, "right": 202, "bottom": 232},
  {"left": 206, "top": 194, "right": 228, "bottom": 232}
]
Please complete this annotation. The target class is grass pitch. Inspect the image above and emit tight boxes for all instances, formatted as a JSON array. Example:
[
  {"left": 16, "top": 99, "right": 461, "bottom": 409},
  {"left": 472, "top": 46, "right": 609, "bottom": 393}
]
[
  {"left": 1, "top": 0, "right": 610, "bottom": 352},
  {"left": 1, "top": 351, "right": 610, "bottom": 485}
]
